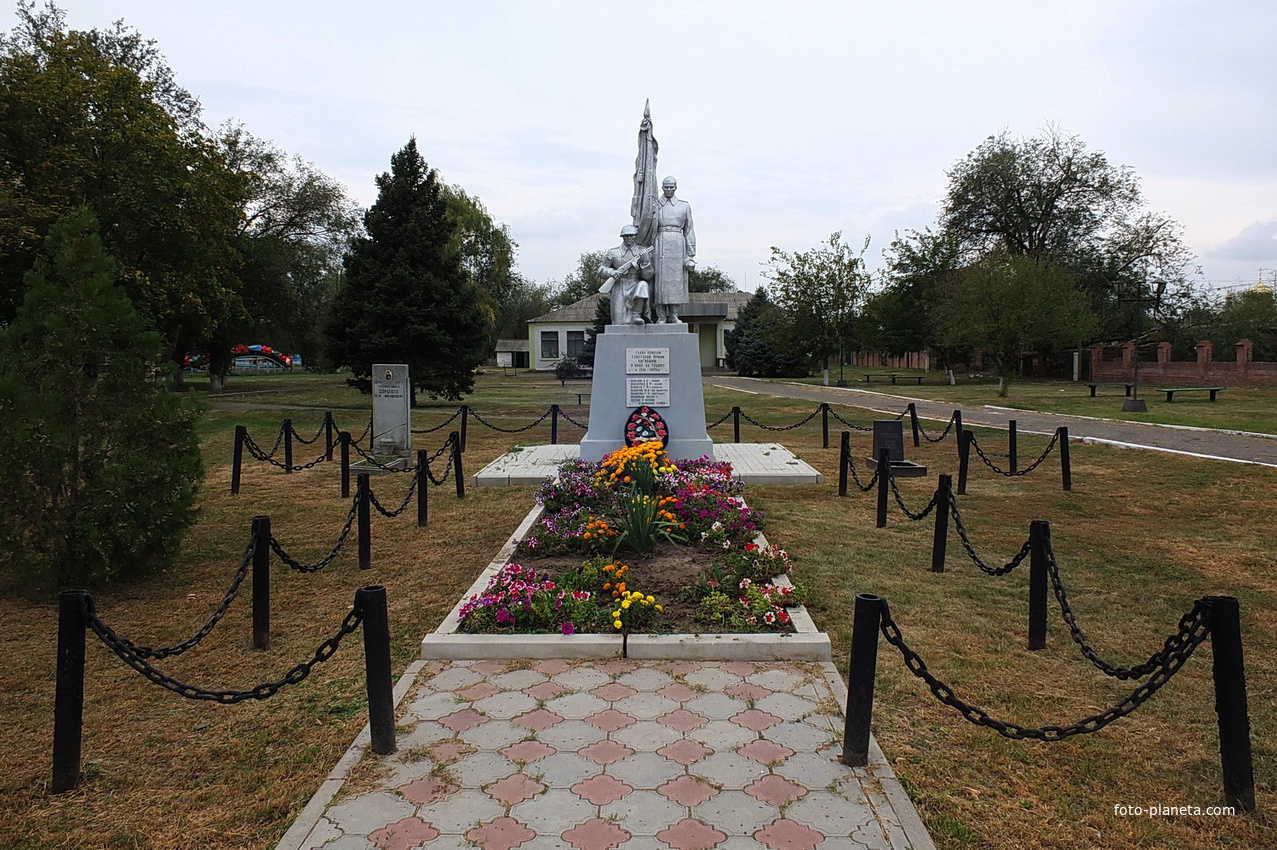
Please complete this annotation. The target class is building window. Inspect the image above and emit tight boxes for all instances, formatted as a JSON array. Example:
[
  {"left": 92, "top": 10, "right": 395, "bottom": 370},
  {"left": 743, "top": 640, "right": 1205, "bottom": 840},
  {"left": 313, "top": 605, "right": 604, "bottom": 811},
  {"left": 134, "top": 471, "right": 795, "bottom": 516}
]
[
  {"left": 566, "top": 331, "right": 585, "bottom": 357},
  {"left": 540, "top": 331, "right": 559, "bottom": 360}
]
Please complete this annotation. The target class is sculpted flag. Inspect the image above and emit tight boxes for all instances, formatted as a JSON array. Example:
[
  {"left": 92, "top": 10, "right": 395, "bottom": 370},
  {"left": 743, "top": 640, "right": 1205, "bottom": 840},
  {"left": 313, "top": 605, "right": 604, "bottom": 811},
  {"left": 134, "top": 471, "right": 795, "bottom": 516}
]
[{"left": 631, "top": 100, "right": 659, "bottom": 249}]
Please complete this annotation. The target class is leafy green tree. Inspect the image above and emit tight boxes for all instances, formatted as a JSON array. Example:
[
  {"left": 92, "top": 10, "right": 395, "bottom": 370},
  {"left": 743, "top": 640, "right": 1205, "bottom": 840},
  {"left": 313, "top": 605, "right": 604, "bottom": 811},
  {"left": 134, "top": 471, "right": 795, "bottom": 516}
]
[
  {"left": 550, "top": 251, "right": 607, "bottom": 307},
  {"left": 325, "top": 138, "right": 490, "bottom": 403},
  {"left": 932, "top": 250, "right": 1098, "bottom": 394},
  {"left": 0, "top": 3, "right": 245, "bottom": 372},
  {"left": 688, "top": 264, "right": 737, "bottom": 293},
  {"left": 492, "top": 278, "right": 553, "bottom": 341},
  {"left": 0, "top": 209, "right": 203, "bottom": 585},
  {"left": 441, "top": 183, "right": 518, "bottom": 343},
  {"left": 725, "top": 288, "right": 808, "bottom": 378},
  {"left": 1211, "top": 284, "right": 1277, "bottom": 361},
  {"left": 579, "top": 295, "right": 610, "bottom": 369},
  {"left": 764, "top": 232, "right": 871, "bottom": 370},
  {"left": 870, "top": 227, "right": 967, "bottom": 367}
]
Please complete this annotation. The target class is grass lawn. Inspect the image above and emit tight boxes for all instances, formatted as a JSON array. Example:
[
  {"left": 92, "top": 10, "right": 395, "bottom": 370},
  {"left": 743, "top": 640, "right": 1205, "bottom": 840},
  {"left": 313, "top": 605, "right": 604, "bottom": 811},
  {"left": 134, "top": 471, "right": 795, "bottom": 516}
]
[{"left": 1, "top": 370, "right": 1273, "bottom": 849}]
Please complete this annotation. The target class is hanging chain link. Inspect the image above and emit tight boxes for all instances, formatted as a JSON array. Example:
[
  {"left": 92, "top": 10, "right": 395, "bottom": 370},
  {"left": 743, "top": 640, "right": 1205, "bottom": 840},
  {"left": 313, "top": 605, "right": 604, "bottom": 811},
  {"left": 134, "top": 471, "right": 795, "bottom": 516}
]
[
  {"left": 368, "top": 468, "right": 420, "bottom": 518},
  {"left": 705, "top": 410, "right": 734, "bottom": 430},
  {"left": 122, "top": 539, "right": 256, "bottom": 659},
  {"left": 289, "top": 419, "right": 328, "bottom": 445},
  {"left": 969, "top": 430, "right": 1060, "bottom": 476},
  {"left": 558, "top": 409, "right": 589, "bottom": 429},
  {"left": 412, "top": 407, "right": 462, "bottom": 434},
  {"left": 827, "top": 407, "right": 874, "bottom": 432},
  {"left": 738, "top": 405, "right": 823, "bottom": 432},
  {"left": 331, "top": 415, "right": 373, "bottom": 445},
  {"left": 83, "top": 594, "right": 364, "bottom": 703},
  {"left": 888, "top": 473, "right": 939, "bottom": 521},
  {"left": 845, "top": 447, "right": 880, "bottom": 492},
  {"left": 947, "top": 491, "right": 1033, "bottom": 575},
  {"left": 243, "top": 431, "right": 328, "bottom": 472},
  {"left": 877, "top": 596, "right": 1212, "bottom": 741},
  {"left": 351, "top": 442, "right": 415, "bottom": 472},
  {"left": 917, "top": 412, "right": 957, "bottom": 443},
  {"left": 470, "top": 407, "right": 553, "bottom": 433},
  {"left": 270, "top": 492, "right": 361, "bottom": 572}
]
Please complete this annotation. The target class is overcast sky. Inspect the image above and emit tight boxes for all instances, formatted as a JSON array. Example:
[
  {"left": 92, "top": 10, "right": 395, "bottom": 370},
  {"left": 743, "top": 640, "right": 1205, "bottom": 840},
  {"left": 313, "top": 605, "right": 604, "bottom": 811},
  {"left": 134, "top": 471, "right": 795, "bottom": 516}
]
[{"left": 42, "top": 0, "right": 1277, "bottom": 293}]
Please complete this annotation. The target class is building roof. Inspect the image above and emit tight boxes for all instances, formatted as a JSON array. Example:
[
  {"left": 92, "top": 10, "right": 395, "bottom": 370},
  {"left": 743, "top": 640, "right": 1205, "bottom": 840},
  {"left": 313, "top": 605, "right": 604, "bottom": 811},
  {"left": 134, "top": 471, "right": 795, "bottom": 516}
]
[
  {"left": 529, "top": 290, "right": 753, "bottom": 324},
  {"left": 495, "top": 338, "right": 529, "bottom": 352}
]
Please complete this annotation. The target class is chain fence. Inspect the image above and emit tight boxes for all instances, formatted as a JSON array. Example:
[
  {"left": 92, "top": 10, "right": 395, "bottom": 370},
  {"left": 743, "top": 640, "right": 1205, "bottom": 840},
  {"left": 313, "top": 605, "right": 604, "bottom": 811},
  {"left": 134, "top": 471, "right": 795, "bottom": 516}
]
[
  {"left": 82, "top": 593, "right": 364, "bottom": 703},
  {"left": 969, "top": 429, "right": 1061, "bottom": 476},
  {"left": 947, "top": 490, "right": 1033, "bottom": 575},
  {"left": 243, "top": 431, "right": 328, "bottom": 472},
  {"left": 827, "top": 406, "right": 874, "bottom": 432},
  {"left": 917, "top": 411, "right": 957, "bottom": 443},
  {"left": 738, "top": 406, "right": 823, "bottom": 432},
  {"left": 844, "top": 446, "right": 880, "bottom": 492},
  {"left": 412, "top": 407, "right": 462, "bottom": 434},
  {"left": 469, "top": 407, "right": 553, "bottom": 434},
  {"left": 705, "top": 409, "right": 734, "bottom": 430},
  {"left": 877, "top": 595, "right": 1212, "bottom": 741},
  {"left": 289, "top": 419, "right": 328, "bottom": 446},
  {"left": 269, "top": 491, "right": 361, "bottom": 572},
  {"left": 888, "top": 473, "right": 939, "bottom": 521},
  {"left": 368, "top": 469, "right": 420, "bottom": 518},
  {"left": 559, "top": 408, "right": 589, "bottom": 429}
]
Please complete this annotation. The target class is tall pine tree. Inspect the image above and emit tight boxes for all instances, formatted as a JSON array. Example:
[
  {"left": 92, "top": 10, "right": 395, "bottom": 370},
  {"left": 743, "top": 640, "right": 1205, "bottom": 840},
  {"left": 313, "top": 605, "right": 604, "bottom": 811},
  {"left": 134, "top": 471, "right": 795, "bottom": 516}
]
[{"left": 325, "top": 138, "right": 490, "bottom": 402}]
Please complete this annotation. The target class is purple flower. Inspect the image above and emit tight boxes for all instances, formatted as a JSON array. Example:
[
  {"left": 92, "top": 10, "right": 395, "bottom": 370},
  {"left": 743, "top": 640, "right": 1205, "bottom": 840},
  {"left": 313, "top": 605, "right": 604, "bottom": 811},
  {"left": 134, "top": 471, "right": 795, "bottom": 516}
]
[{"left": 560, "top": 622, "right": 575, "bottom": 636}]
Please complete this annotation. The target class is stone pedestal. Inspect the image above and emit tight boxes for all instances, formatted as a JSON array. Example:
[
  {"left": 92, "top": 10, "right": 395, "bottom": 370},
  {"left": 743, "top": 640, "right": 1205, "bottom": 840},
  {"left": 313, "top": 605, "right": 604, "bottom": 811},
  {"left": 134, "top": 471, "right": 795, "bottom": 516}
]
[{"left": 579, "top": 324, "right": 713, "bottom": 462}]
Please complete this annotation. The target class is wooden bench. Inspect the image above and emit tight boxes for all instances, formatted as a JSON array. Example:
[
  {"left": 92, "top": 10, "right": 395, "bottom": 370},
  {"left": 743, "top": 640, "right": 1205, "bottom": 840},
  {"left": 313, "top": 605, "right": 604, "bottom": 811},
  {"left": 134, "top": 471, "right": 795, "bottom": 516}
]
[
  {"left": 862, "top": 373, "right": 924, "bottom": 385},
  {"left": 1085, "top": 382, "right": 1134, "bottom": 397},
  {"left": 1155, "top": 387, "right": 1224, "bottom": 402},
  {"left": 574, "top": 392, "right": 590, "bottom": 405}
]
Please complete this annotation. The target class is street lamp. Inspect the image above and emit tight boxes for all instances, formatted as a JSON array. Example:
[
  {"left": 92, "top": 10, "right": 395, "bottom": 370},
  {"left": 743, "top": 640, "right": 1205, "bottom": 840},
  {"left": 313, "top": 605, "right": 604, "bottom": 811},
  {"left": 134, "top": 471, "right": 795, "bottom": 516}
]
[{"left": 1115, "top": 278, "right": 1167, "bottom": 413}]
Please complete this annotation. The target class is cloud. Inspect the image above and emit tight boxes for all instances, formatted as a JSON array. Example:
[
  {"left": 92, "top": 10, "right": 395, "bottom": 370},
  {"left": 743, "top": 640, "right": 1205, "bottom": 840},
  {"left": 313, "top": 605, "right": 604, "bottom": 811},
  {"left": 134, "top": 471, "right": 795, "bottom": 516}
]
[{"left": 1207, "top": 221, "right": 1277, "bottom": 262}]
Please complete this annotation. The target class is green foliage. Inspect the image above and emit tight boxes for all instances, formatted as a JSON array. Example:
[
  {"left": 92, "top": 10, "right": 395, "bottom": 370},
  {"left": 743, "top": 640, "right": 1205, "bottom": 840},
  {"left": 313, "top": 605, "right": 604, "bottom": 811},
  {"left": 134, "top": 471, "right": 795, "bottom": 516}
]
[
  {"left": 0, "top": 209, "right": 203, "bottom": 585},
  {"left": 1211, "top": 285, "right": 1277, "bottom": 361},
  {"left": 724, "top": 288, "right": 809, "bottom": 377},
  {"left": 554, "top": 356, "right": 585, "bottom": 381},
  {"left": 765, "top": 232, "right": 871, "bottom": 369},
  {"left": 579, "top": 295, "right": 610, "bottom": 369},
  {"left": 492, "top": 278, "right": 554, "bottom": 342},
  {"left": 550, "top": 251, "right": 607, "bottom": 307},
  {"left": 688, "top": 264, "right": 737, "bottom": 293},
  {"left": 325, "top": 138, "right": 491, "bottom": 402},
  {"left": 871, "top": 228, "right": 966, "bottom": 363},
  {"left": 613, "top": 491, "right": 684, "bottom": 555}
]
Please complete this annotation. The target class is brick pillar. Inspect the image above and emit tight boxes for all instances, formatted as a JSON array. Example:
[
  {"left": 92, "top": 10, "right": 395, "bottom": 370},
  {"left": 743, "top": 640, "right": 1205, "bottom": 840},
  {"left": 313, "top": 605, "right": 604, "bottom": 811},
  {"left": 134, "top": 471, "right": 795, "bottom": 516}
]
[
  {"left": 1121, "top": 342, "right": 1136, "bottom": 378},
  {"left": 1236, "top": 339, "right": 1253, "bottom": 373},
  {"left": 1196, "top": 340, "right": 1213, "bottom": 378},
  {"left": 1089, "top": 343, "right": 1104, "bottom": 380},
  {"left": 1157, "top": 342, "right": 1172, "bottom": 363}
]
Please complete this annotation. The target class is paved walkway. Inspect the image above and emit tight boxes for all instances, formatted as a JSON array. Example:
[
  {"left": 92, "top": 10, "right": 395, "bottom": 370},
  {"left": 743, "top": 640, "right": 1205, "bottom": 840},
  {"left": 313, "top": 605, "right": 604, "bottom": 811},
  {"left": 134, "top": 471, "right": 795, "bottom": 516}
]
[
  {"left": 707, "top": 377, "right": 1277, "bottom": 467},
  {"left": 277, "top": 659, "right": 934, "bottom": 850}
]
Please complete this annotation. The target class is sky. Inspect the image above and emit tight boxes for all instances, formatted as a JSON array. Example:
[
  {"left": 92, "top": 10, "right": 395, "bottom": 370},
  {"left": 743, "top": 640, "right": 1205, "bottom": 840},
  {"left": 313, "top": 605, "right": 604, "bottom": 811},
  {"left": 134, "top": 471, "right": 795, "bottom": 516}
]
[{"left": 36, "top": 0, "right": 1277, "bottom": 294}]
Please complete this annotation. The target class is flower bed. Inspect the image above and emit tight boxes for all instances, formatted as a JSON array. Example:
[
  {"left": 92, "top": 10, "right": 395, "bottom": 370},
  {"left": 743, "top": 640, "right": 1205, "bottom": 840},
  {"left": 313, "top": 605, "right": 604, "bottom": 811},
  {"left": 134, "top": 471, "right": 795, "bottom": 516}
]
[{"left": 419, "top": 444, "right": 830, "bottom": 659}]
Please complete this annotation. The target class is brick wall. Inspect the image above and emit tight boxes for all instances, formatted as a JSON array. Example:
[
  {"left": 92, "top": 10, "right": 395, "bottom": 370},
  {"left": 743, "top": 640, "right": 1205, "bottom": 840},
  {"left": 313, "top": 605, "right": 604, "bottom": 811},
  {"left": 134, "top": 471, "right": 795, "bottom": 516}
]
[{"left": 1089, "top": 340, "right": 1277, "bottom": 387}]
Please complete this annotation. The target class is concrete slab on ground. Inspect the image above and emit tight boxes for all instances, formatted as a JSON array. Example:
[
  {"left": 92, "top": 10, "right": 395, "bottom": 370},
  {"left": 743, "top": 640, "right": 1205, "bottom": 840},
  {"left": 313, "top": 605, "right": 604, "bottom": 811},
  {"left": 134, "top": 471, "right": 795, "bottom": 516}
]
[{"left": 472, "top": 443, "right": 824, "bottom": 487}]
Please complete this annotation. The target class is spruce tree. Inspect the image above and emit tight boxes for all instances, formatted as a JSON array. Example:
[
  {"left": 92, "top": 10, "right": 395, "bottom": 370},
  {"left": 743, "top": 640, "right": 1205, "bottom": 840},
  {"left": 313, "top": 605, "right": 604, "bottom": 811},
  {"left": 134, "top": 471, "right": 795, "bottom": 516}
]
[
  {"left": 325, "top": 138, "right": 490, "bottom": 402},
  {"left": 0, "top": 208, "right": 203, "bottom": 586}
]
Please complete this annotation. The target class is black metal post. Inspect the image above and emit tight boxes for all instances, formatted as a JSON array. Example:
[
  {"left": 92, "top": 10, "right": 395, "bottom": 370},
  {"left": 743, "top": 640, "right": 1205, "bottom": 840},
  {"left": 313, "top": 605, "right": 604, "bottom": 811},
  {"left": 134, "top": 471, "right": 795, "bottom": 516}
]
[
  {"left": 957, "top": 430, "right": 972, "bottom": 496},
  {"left": 416, "top": 450, "right": 428, "bottom": 528},
  {"left": 283, "top": 418, "right": 293, "bottom": 474},
  {"left": 231, "top": 424, "right": 245, "bottom": 495},
  {"left": 1058, "top": 427, "right": 1072, "bottom": 491},
  {"left": 841, "top": 593, "right": 883, "bottom": 767},
  {"left": 838, "top": 431, "right": 850, "bottom": 497},
  {"left": 908, "top": 403, "right": 920, "bottom": 448},
  {"left": 1008, "top": 420, "right": 1018, "bottom": 474},
  {"left": 357, "top": 473, "right": 371, "bottom": 570},
  {"left": 324, "top": 412, "right": 335, "bottom": 461},
  {"left": 252, "top": 515, "right": 271, "bottom": 650},
  {"left": 550, "top": 404, "right": 559, "bottom": 445},
  {"left": 1206, "top": 595, "right": 1255, "bottom": 812},
  {"left": 1028, "top": 520, "right": 1049, "bottom": 650},
  {"left": 340, "top": 431, "right": 351, "bottom": 498},
  {"left": 876, "top": 448, "right": 890, "bottom": 528},
  {"left": 931, "top": 475, "right": 951, "bottom": 573},
  {"left": 52, "top": 589, "right": 89, "bottom": 794},
  {"left": 451, "top": 431, "right": 465, "bottom": 498},
  {"left": 954, "top": 409, "right": 963, "bottom": 443},
  {"left": 357, "top": 586, "right": 396, "bottom": 756},
  {"left": 821, "top": 403, "right": 830, "bottom": 449},
  {"left": 732, "top": 406, "right": 741, "bottom": 443},
  {"left": 459, "top": 405, "right": 469, "bottom": 453}
]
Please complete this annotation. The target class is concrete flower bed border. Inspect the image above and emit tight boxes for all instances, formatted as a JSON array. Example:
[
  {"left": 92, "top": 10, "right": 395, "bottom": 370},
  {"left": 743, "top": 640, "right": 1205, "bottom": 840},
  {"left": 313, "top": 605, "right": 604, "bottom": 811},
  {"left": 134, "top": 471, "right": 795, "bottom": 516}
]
[{"left": 420, "top": 502, "right": 831, "bottom": 662}]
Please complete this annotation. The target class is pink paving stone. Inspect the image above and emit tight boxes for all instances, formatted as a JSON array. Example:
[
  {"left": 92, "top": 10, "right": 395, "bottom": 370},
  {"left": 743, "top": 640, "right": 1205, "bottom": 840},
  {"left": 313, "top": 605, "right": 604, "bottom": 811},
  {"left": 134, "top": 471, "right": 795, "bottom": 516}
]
[
  {"left": 535, "top": 659, "right": 572, "bottom": 675},
  {"left": 721, "top": 662, "right": 756, "bottom": 677},
  {"left": 661, "top": 661, "right": 700, "bottom": 676},
  {"left": 562, "top": 817, "right": 632, "bottom": 850},
  {"left": 657, "top": 739, "right": 711, "bottom": 766},
  {"left": 459, "top": 682, "right": 502, "bottom": 701},
  {"left": 737, "top": 740, "right": 795, "bottom": 766},
  {"left": 432, "top": 740, "right": 476, "bottom": 763},
  {"left": 729, "top": 709, "right": 783, "bottom": 732},
  {"left": 754, "top": 819, "right": 825, "bottom": 850},
  {"left": 578, "top": 739, "right": 634, "bottom": 765},
  {"left": 595, "top": 660, "right": 639, "bottom": 675},
  {"left": 584, "top": 709, "right": 637, "bottom": 732},
  {"left": 470, "top": 661, "right": 506, "bottom": 676},
  {"left": 590, "top": 682, "right": 638, "bottom": 702},
  {"left": 658, "top": 775, "right": 720, "bottom": 807},
  {"left": 438, "top": 708, "right": 490, "bottom": 732},
  {"left": 370, "top": 816, "right": 439, "bottom": 850},
  {"left": 485, "top": 774, "right": 546, "bottom": 806},
  {"left": 744, "top": 775, "right": 807, "bottom": 807},
  {"left": 657, "top": 708, "right": 709, "bottom": 732},
  {"left": 725, "top": 682, "right": 773, "bottom": 702},
  {"left": 571, "top": 774, "right": 635, "bottom": 806},
  {"left": 500, "top": 740, "right": 557, "bottom": 764},
  {"left": 466, "top": 816, "right": 536, "bottom": 850},
  {"left": 399, "top": 775, "right": 459, "bottom": 805},
  {"left": 523, "top": 681, "right": 569, "bottom": 701},
  {"left": 657, "top": 682, "right": 700, "bottom": 703},
  {"left": 657, "top": 817, "right": 727, "bottom": 850},
  {"left": 512, "top": 708, "right": 565, "bottom": 731}
]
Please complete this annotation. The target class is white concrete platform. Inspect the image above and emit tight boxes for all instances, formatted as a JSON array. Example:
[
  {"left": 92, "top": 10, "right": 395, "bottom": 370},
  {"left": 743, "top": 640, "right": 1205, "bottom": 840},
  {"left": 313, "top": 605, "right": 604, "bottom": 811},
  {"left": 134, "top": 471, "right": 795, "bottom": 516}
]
[{"left": 471, "top": 442, "right": 825, "bottom": 487}]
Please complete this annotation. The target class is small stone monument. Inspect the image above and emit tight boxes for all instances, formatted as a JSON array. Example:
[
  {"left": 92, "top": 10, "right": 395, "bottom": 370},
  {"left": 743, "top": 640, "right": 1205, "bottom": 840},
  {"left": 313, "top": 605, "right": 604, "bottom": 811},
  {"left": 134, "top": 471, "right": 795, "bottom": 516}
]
[
  {"left": 371, "top": 363, "right": 411, "bottom": 460},
  {"left": 865, "top": 420, "right": 927, "bottom": 477}
]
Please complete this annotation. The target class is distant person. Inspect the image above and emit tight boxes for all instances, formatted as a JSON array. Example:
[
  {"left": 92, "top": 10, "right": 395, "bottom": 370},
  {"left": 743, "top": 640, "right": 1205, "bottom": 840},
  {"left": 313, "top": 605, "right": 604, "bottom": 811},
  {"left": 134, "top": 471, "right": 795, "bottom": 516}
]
[{"left": 598, "top": 224, "right": 653, "bottom": 325}]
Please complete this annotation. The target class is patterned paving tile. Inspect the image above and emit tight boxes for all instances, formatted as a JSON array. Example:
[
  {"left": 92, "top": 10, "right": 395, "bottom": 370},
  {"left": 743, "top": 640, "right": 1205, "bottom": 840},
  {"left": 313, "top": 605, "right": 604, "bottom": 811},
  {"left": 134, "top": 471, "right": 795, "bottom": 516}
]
[
  {"left": 589, "top": 682, "right": 637, "bottom": 702},
  {"left": 743, "top": 775, "right": 806, "bottom": 807},
  {"left": 527, "top": 752, "right": 601, "bottom": 787},
  {"left": 613, "top": 692, "right": 681, "bottom": 719},
  {"left": 594, "top": 660, "right": 639, "bottom": 676},
  {"left": 466, "top": 816, "right": 536, "bottom": 850},
  {"left": 658, "top": 682, "right": 701, "bottom": 703},
  {"left": 548, "top": 692, "right": 610, "bottom": 719},
  {"left": 692, "top": 790, "right": 778, "bottom": 834},
  {"left": 690, "top": 752, "right": 768, "bottom": 789},
  {"left": 415, "top": 789, "right": 504, "bottom": 834},
  {"left": 657, "top": 708, "right": 709, "bottom": 732},
  {"left": 725, "top": 682, "right": 773, "bottom": 702},
  {"left": 432, "top": 740, "right": 477, "bottom": 763},
  {"left": 450, "top": 752, "right": 520, "bottom": 787},
  {"left": 398, "top": 774, "right": 458, "bottom": 805},
  {"left": 536, "top": 719, "right": 610, "bottom": 751},
  {"left": 685, "top": 693, "right": 748, "bottom": 720},
  {"left": 522, "top": 680, "right": 569, "bottom": 701},
  {"left": 657, "top": 817, "right": 728, "bottom": 850},
  {"left": 736, "top": 740, "right": 794, "bottom": 767},
  {"left": 561, "top": 817, "right": 632, "bottom": 850},
  {"left": 510, "top": 789, "right": 598, "bottom": 833},
  {"left": 485, "top": 774, "right": 546, "bottom": 806},
  {"left": 439, "top": 708, "right": 490, "bottom": 733},
  {"left": 729, "top": 710, "right": 783, "bottom": 732},
  {"left": 500, "top": 740, "right": 557, "bottom": 765},
  {"left": 656, "top": 739, "right": 711, "bottom": 766},
  {"left": 459, "top": 719, "right": 532, "bottom": 750},
  {"left": 614, "top": 667, "right": 674, "bottom": 691},
  {"left": 658, "top": 774, "right": 720, "bottom": 807},
  {"left": 607, "top": 752, "right": 686, "bottom": 788},
  {"left": 476, "top": 692, "right": 540, "bottom": 720},
  {"left": 369, "top": 816, "right": 439, "bottom": 850},
  {"left": 490, "top": 670, "right": 548, "bottom": 690},
  {"left": 571, "top": 773, "right": 635, "bottom": 805},
  {"left": 584, "top": 708, "right": 637, "bottom": 732},
  {"left": 533, "top": 659, "right": 572, "bottom": 676},
  {"left": 458, "top": 682, "right": 502, "bottom": 702},
  {"left": 578, "top": 739, "right": 634, "bottom": 765},
  {"left": 610, "top": 719, "right": 684, "bottom": 751},
  {"left": 753, "top": 819, "right": 824, "bottom": 850},
  {"left": 601, "top": 790, "right": 690, "bottom": 837},
  {"left": 512, "top": 708, "right": 566, "bottom": 731}
]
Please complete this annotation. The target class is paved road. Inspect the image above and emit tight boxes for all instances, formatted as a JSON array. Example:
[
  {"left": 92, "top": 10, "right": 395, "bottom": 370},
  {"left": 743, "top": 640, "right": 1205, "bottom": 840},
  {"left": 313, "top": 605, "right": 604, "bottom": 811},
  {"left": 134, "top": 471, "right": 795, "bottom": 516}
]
[{"left": 706, "top": 377, "right": 1277, "bottom": 468}]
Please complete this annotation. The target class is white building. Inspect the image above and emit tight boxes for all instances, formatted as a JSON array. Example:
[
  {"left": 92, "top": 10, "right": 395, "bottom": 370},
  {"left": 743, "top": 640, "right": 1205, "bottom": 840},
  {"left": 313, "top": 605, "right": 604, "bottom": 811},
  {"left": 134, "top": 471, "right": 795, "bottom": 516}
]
[{"left": 526, "top": 291, "right": 753, "bottom": 372}]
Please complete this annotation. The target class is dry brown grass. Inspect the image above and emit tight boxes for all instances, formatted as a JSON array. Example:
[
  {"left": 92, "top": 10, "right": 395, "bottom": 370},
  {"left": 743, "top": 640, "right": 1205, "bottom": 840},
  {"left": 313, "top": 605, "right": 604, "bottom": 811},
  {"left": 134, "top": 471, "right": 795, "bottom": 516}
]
[{"left": 0, "top": 377, "right": 1273, "bottom": 848}]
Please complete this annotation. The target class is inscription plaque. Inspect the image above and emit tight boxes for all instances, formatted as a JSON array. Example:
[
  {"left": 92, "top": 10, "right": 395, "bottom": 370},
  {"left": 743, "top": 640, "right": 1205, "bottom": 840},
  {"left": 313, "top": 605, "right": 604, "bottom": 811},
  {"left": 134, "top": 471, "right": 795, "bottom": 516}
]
[
  {"left": 626, "top": 377, "right": 670, "bottom": 407},
  {"left": 626, "top": 348, "right": 670, "bottom": 374},
  {"left": 872, "top": 420, "right": 906, "bottom": 463}
]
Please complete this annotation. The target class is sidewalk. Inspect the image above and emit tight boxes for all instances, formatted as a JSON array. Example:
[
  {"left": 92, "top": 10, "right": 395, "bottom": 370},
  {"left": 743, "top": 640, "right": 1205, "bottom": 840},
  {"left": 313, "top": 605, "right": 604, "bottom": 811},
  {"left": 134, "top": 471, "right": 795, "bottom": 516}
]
[{"left": 277, "top": 658, "right": 934, "bottom": 850}]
